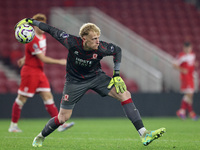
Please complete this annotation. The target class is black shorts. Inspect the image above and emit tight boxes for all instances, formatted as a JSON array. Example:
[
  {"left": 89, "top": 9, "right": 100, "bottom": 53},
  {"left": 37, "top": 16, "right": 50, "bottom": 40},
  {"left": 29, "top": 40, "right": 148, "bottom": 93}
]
[{"left": 60, "top": 72, "right": 112, "bottom": 109}]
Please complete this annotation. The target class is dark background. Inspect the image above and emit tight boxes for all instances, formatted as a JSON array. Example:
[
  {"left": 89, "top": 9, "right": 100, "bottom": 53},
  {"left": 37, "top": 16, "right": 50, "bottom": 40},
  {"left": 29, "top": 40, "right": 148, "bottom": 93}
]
[{"left": 1, "top": 93, "right": 200, "bottom": 119}]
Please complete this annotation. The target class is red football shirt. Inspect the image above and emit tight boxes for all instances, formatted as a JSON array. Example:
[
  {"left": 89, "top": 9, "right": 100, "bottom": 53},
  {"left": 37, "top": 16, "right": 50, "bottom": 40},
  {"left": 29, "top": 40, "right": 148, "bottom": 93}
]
[
  {"left": 176, "top": 51, "right": 195, "bottom": 79},
  {"left": 24, "top": 34, "right": 46, "bottom": 71},
  {"left": 175, "top": 51, "right": 195, "bottom": 92},
  {"left": 18, "top": 34, "right": 50, "bottom": 97}
]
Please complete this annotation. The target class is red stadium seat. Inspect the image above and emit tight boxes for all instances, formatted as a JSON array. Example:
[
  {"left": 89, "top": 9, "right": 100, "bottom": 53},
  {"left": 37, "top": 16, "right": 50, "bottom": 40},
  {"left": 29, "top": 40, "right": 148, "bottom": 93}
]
[{"left": 6, "top": 80, "right": 19, "bottom": 93}]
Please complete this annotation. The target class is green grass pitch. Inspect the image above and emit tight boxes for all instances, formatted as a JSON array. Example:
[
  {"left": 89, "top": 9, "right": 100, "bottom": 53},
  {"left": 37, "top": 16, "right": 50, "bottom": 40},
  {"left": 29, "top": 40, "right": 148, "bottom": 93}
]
[{"left": 0, "top": 117, "right": 200, "bottom": 150}]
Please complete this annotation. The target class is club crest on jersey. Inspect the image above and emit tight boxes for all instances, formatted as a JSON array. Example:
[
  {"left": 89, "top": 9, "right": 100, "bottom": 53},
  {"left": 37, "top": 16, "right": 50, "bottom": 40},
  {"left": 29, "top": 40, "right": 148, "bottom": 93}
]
[
  {"left": 24, "top": 87, "right": 29, "bottom": 92},
  {"left": 92, "top": 54, "right": 98, "bottom": 59},
  {"left": 62, "top": 94, "right": 69, "bottom": 101}
]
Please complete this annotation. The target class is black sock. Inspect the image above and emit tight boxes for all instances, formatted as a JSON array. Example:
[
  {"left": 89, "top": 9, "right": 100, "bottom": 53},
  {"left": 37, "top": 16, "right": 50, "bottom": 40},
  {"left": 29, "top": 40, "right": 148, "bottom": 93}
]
[
  {"left": 41, "top": 116, "right": 62, "bottom": 137},
  {"left": 121, "top": 98, "right": 144, "bottom": 130}
]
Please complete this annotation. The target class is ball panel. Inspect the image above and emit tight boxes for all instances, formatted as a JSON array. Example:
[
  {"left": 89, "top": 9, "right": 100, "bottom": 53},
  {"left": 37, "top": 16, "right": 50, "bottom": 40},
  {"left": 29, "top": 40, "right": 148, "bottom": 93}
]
[{"left": 15, "top": 24, "right": 35, "bottom": 44}]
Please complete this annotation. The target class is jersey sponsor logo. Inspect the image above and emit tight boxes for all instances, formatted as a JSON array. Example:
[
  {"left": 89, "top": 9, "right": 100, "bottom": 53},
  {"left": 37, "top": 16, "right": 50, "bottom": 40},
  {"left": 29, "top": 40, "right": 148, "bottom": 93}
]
[
  {"left": 62, "top": 94, "right": 69, "bottom": 101},
  {"left": 92, "top": 54, "right": 98, "bottom": 59},
  {"left": 75, "top": 57, "right": 92, "bottom": 67},
  {"left": 60, "top": 32, "right": 69, "bottom": 38}
]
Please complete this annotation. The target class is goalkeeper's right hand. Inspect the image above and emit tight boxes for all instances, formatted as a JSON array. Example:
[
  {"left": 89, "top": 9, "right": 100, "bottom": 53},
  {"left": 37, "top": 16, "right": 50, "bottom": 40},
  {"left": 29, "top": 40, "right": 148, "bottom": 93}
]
[
  {"left": 107, "top": 70, "right": 127, "bottom": 94},
  {"left": 14, "top": 18, "right": 34, "bottom": 30}
]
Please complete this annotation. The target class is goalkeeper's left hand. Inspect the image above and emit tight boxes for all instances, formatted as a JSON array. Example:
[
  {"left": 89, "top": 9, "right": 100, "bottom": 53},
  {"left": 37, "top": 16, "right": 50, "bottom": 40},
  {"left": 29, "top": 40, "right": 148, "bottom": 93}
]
[
  {"left": 14, "top": 18, "right": 34, "bottom": 30},
  {"left": 107, "top": 71, "right": 127, "bottom": 94}
]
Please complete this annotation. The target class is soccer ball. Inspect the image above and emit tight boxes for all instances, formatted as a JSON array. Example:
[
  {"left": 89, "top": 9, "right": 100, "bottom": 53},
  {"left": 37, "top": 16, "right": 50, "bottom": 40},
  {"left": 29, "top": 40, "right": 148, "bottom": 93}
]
[{"left": 15, "top": 24, "right": 35, "bottom": 44}]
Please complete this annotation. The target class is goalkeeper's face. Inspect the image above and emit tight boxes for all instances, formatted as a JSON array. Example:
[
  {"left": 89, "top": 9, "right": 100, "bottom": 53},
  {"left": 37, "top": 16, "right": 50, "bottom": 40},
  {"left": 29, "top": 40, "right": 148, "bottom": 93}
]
[{"left": 83, "top": 31, "right": 100, "bottom": 50}]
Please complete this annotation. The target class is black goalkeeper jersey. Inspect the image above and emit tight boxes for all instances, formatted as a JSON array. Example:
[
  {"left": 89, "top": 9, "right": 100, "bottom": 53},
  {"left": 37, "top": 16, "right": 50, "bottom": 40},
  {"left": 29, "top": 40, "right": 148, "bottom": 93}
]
[{"left": 37, "top": 22, "right": 122, "bottom": 80}]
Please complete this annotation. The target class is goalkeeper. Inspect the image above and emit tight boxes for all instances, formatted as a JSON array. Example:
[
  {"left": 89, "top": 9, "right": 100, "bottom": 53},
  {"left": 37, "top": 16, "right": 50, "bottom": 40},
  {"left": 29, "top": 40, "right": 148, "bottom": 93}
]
[{"left": 15, "top": 18, "right": 165, "bottom": 147}]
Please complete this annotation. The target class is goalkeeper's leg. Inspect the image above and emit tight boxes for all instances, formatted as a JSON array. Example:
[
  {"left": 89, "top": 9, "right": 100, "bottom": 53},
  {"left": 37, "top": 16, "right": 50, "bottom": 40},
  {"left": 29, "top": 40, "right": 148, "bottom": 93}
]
[
  {"left": 109, "top": 89, "right": 145, "bottom": 135},
  {"left": 108, "top": 88, "right": 166, "bottom": 146},
  {"left": 32, "top": 108, "right": 72, "bottom": 147},
  {"left": 40, "top": 91, "right": 75, "bottom": 132}
]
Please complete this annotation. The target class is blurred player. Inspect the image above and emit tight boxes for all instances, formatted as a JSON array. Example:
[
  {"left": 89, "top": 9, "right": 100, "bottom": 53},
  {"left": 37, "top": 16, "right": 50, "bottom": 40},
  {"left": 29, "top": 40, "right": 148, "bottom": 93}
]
[
  {"left": 173, "top": 42, "right": 198, "bottom": 120},
  {"left": 8, "top": 13, "right": 74, "bottom": 133},
  {"left": 15, "top": 18, "right": 166, "bottom": 147}
]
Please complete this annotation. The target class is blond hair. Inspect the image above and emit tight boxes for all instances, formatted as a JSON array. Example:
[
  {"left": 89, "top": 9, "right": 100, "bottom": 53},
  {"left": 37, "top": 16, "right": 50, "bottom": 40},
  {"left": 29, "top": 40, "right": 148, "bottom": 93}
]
[
  {"left": 79, "top": 23, "right": 101, "bottom": 37},
  {"left": 32, "top": 13, "right": 47, "bottom": 23}
]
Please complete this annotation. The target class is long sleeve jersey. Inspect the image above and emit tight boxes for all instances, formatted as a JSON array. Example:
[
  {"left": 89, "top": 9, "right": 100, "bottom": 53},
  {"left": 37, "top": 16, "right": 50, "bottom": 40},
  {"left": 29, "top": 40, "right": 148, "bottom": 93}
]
[{"left": 34, "top": 21, "right": 122, "bottom": 81}]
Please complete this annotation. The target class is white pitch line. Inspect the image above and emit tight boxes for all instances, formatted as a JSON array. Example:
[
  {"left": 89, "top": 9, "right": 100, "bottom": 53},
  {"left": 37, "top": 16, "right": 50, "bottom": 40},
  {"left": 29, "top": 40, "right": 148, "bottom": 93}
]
[
  {"left": 4, "top": 136, "right": 137, "bottom": 141},
  {"left": 4, "top": 137, "right": 200, "bottom": 143}
]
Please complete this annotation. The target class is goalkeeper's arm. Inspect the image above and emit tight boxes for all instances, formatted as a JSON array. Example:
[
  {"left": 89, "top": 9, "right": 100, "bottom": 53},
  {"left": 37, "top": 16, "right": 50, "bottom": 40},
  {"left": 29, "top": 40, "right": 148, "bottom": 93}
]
[
  {"left": 15, "top": 18, "right": 51, "bottom": 33},
  {"left": 15, "top": 18, "right": 66, "bottom": 43}
]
